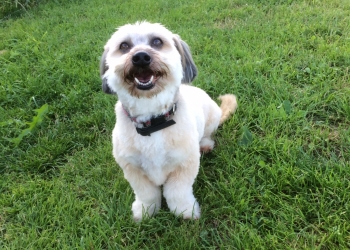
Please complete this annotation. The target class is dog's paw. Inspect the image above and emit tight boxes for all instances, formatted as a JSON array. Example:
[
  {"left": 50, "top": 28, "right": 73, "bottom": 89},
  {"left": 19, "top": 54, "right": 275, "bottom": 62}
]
[
  {"left": 200, "top": 137, "right": 214, "bottom": 153},
  {"left": 200, "top": 145, "right": 213, "bottom": 153},
  {"left": 182, "top": 201, "right": 201, "bottom": 220},
  {"left": 132, "top": 200, "right": 159, "bottom": 222}
]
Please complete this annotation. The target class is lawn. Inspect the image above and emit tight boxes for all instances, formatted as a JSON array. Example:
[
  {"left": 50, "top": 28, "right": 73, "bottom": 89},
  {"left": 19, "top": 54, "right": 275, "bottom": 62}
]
[{"left": 1, "top": 0, "right": 350, "bottom": 248}]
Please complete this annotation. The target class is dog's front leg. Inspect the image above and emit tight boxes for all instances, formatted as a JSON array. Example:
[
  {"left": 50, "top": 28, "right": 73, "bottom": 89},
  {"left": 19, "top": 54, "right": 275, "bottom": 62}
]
[
  {"left": 123, "top": 165, "right": 161, "bottom": 221},
  {"left": 163, "top": 157, "right": 201, "bottom": 219}
]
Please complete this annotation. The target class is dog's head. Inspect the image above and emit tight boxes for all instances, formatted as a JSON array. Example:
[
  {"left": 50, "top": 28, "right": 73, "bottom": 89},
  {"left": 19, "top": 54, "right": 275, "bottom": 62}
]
[{"left": 100, "top": 22, "right": 197, "bottom": 98}]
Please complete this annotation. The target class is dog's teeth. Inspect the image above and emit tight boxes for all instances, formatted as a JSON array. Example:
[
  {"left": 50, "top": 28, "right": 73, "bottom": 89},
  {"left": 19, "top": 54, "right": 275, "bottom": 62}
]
[
  {"left": 135, "top": 78, "right": 141, "bottom": 85},
  {"left": 135, "top": 75, "right": 154, "bottom": 85},
  {"left": 148, "top": 75, "right": 154, "bottom": 84}
]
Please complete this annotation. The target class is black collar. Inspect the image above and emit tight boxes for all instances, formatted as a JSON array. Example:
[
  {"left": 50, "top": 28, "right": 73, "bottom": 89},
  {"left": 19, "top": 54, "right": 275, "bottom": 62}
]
[{"left": 122, "top": 103, "right": 177, "bottom": 136}]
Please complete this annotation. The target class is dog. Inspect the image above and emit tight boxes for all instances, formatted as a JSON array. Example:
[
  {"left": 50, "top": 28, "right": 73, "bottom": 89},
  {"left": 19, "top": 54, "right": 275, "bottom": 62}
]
[{"left": 100, "top": 21, "right": 237, "bottom": 221}]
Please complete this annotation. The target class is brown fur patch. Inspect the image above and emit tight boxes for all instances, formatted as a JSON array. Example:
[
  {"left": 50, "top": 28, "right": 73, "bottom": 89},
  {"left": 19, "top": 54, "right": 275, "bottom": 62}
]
[{"left": 218, "top": 94, "right": 238, "bottom": 125}]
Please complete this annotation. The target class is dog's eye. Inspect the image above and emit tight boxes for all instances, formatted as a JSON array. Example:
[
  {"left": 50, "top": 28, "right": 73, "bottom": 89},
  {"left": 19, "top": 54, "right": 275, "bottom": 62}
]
[
  {"left": 120, "top": 42, "right": 130, "bottom": 50},
  {"left": 152, "top": 38, "right": 163, "bottom": 47}
]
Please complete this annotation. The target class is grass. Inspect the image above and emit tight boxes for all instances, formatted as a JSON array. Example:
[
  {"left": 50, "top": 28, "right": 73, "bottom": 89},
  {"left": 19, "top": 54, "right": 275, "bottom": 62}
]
[
  {"left": 1, "top": 0, "right": 350, "bottom": 248},
  {"left": 0, "top": 0, "right": 44, "bottom": 20}
]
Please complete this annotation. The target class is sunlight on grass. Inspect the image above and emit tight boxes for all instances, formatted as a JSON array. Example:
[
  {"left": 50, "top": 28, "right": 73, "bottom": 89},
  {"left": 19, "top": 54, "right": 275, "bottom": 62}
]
[{"left": 4, "top": 103, "right": 48, "bottom": 146}]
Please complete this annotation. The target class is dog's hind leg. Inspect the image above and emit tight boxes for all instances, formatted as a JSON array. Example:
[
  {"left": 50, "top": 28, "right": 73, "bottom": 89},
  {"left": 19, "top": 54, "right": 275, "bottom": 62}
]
[
  {"left": 123, "top": 165, "right": 161, "bottom": 221},
  {"left": 163, "top": 156, "right": 201, "bottom": 219}
]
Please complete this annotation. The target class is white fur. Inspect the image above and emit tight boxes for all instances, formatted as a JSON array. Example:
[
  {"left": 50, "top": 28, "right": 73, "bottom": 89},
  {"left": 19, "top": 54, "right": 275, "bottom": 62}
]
[{"left": 102, "top": 22, "right": 237, "bottom": 221}]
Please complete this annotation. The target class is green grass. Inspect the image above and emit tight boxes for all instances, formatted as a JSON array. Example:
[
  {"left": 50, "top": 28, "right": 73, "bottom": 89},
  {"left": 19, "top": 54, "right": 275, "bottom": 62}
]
[
  {"left": 0, "top": 0, "right": 42, "bottom": 19},
  {"left": 1, "top": 0, "right": 350, "bottom": 248}
]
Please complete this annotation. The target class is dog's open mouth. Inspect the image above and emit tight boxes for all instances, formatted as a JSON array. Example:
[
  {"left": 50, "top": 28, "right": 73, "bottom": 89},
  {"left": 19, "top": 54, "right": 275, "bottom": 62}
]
[{"left": 134, "top": 71, "right": 156, "bottom": 90}]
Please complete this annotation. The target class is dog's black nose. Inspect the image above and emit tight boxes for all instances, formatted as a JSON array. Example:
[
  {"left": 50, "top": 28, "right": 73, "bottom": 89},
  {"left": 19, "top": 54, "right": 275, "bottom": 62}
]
[{"left": 132, "top": 52, "right": 152, "bottom": 67}]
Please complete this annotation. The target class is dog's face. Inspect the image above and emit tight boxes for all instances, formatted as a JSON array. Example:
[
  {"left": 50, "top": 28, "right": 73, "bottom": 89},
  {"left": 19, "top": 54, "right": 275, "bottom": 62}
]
[{"left": 100, "top": 22, "right": 197, "bottom": 98}]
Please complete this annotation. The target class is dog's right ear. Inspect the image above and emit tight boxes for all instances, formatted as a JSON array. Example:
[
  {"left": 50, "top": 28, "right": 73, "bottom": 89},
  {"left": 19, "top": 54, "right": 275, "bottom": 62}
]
[
  {"left": 173, "top": 35, "right": 198, "bottom": 84},
  {"left": 100, "top": 47, "right": 115, "bottom": 94}
]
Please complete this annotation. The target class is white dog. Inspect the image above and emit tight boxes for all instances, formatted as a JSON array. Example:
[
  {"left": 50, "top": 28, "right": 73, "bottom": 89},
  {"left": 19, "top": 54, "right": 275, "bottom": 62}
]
[{"left": 100, "top": 21, "right": 237, "bottom": 221}]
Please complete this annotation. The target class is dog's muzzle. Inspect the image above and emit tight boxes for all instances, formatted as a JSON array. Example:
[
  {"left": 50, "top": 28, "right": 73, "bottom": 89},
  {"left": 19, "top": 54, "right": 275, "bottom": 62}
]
[{"left": 130, "top": 51, "right": 156, "bottom": 91}]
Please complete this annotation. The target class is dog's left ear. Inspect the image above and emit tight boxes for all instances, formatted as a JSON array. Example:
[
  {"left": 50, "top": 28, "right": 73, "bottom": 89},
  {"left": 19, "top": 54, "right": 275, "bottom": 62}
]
[
  {"left": 173, "top": 35, "right": 198, "bottom": 84},
  {"left": 100, "top": 47, "right": 116, "bottom": 94}
]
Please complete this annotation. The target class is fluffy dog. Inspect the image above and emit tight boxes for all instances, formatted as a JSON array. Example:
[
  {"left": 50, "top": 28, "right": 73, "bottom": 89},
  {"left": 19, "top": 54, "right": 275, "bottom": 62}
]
[{"left": 100, "top": 21, "right": 237, "bottom": 221}]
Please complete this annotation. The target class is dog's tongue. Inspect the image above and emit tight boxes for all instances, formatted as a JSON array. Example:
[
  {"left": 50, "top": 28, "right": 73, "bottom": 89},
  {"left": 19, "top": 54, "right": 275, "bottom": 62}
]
[{"left": 135, "top": 72, "right": 153, "bottom": 83}]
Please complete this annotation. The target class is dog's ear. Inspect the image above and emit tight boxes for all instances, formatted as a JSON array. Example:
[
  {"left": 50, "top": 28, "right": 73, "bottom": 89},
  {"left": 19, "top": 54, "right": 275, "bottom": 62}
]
[
  {"left": 100, "top": 47, "right": 116, "bottom": 94},
  {"left": 173, "top": 35, "right": 197, "bottom": 84}
]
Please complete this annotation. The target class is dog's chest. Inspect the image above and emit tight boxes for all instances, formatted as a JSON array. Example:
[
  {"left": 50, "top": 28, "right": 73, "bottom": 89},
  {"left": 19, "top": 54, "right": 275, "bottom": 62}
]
[{"left": 121, "top": 133, "right": 188, "bottom": 185}]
